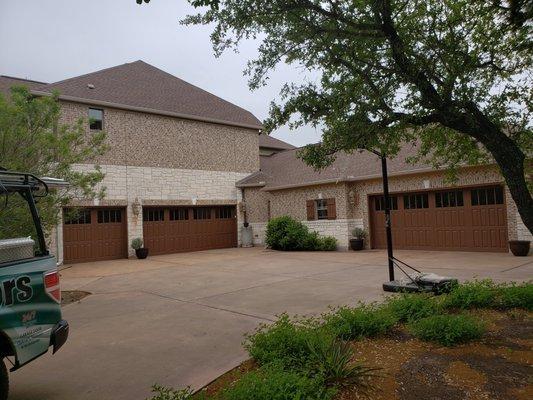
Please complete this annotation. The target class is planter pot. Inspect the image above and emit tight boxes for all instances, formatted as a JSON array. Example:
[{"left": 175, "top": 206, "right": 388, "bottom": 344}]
[
  {"left": 349, "top": 238, "right": 365, "bottom": 251},
  {"left": 509, "top": 240, "right": 530, "bottom": 257},
  {"left": 135, "top": 248, "right": 149, "bottom": 259}
]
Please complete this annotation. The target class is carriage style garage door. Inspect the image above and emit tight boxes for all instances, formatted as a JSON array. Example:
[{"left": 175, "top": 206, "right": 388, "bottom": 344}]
[
  {"left": 369, "top": 185, "right": 508, "bottom": 252},
  {"left": 143, "top": 206, "right": 238, "bottom": 255},
  {"left": 63, "top": 208, "right": 128, "bottom": 263}
]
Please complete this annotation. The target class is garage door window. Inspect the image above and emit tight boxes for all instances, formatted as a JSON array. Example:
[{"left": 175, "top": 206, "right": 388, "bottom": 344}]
[
  {"left": 403, "top": 193, "right": 429, "bottom": 209},
  {"left": 435, "top": 190, "right": 464, "bottom": 208},
  {"left": 193, "top": 208, "right": 211, "bottom": 220},
  {"left": 375, "top": 196, "right": 398, "bottom": 211},
  {"left": 98, "top": 209, "right": 122, "bottom": 223},
  {"left": 170, "top": 208, "right": 189, "bottom": 221},
  {"left": 471, "top": 187, "right": 504, "bottom": 206},
  {"left": 64, "top": 209, "right": 91, "bottom": 224},
  {"left": 143, "top": 209, "right": 165, "bottom": 222},
  {"left": 215, "top": 207, "right": 233, "bottom": 219}
]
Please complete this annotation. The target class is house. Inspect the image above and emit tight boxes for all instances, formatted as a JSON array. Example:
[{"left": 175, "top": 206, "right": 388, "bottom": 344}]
[
  {"left": 237, "top": 145, "right": 532, "bottom": 252},
  {"left": 1, "top": 61, "right": 262, "bottom": 263},
  {"left": 1, "top": 62, "right": 530, "bottom": 259}
]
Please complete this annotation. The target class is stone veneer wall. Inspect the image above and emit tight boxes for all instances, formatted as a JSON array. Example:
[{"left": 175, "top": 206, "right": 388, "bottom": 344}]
[
  {"left": 59, "top": 101, "right": 260, "bottom": 172},
  {"left": 243, "top": 166, "right": 532, "bottom": 252},
  {"left": 54, "top": 164, "right": 250, "bottom": 260}
]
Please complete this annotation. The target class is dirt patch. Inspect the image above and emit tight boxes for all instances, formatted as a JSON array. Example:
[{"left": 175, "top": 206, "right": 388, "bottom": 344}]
[
  {"left": 196, "top": 311, "right": 532, "bottom": 400},
  {"left": 61, "top": 290, "right": 91, "bottom": 306}
]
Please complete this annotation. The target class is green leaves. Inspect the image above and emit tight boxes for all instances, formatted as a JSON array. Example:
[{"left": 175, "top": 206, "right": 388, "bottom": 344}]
[{"left": 0, "top": 86, "right": 108, "bottom": 241}]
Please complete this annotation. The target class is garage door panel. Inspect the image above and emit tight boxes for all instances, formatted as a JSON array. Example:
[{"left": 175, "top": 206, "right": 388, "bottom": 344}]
[
  {"left": 370, "top": 186, "right": 508, "bottom": 253},
  {"left": 143, "top": 206, "right": 237, "bottom": 255},
  {"left": 63, "top": 208, "right": 127, "bottom": 263}
]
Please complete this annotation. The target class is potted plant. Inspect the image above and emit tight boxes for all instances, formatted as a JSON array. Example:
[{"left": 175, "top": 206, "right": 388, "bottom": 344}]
[
  {"left": 350, "top": 227, "right": 367, "bottom": 251},
  {"left": 509, "top": 240, "right": 530, "bottom": 257},
  {"left": 131, "top": 238, "right": 149, "bottom": 259}
]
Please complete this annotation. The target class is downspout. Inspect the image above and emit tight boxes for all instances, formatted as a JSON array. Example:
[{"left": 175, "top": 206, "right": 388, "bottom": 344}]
[{"left": 240, "top": 187, "right": 248, "bottom": 226}]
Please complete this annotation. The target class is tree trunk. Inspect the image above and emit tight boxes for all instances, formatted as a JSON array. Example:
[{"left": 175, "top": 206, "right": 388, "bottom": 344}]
[{"left": 482, "top": 134, "right": 533, "bottom": 237}]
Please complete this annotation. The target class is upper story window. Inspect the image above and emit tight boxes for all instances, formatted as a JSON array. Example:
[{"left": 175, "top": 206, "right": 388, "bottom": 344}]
[
  {"left": 316, "top": 199, "right": 328, "bottom": 220},
  {"left": 435, "top": 190, "right": 464, "bottom": 208},
  {"left": 89, "top": 108, "right": 104, "bottom": 130},
  {"left": 403, "top": 193, "right": 429, "bottom": 209},
  {"left": 471, "top": 186, "right": 504, "bottom": 206},
  {"left": 374, "top": 196, "right": 398, "bottom": 211}
]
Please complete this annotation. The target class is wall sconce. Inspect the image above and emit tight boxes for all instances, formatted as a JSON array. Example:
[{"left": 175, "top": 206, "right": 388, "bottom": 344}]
[
  {"left": 348, "top": 190, "right": 358, "bottom": 206},
  {"left": 423, "top": 179, "right": 431, "bottom": 189},
  {"left": 192, "top": 197, "right": 198, "bottom": 205},
  {"left": 131, "top": 197, "right": 141, "bottom": 216}
]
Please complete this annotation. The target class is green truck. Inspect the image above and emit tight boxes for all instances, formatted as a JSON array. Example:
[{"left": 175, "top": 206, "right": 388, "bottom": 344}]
[{"left": 0, "top": 169, "right": 69, "bottom": 400}]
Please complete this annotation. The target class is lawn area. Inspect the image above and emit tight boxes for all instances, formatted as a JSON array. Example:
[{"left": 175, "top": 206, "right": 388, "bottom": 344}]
[{"left": 147, "top": 280, "right": 532, "bottom": 400}]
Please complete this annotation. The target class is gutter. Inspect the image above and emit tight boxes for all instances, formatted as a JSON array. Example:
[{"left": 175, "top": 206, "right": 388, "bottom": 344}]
[{"left": 31, "top": 90, "right": 264, "bottom": 131}]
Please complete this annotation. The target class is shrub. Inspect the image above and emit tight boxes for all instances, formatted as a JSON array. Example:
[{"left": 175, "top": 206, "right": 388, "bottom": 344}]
[
  {"left": 324, "top": 305, "right": 397, "bottom": 341},
  {"left": 265, "top": 216, "right": 311, "bottom": 251},
  {"left": 146, "top": 385, "right": 194, "bottom": 400},
  {"left": 386, "top": 293, "right": 442, "bottom": 323},
  {"left": 318, "top": 236, "right": 337, "bottom": 251},
  {"left": 221, "top": 364, "right": 336, "bottom": 400},
  {"left": 351, "top": 228, "right": 366, "bottom": 240},
  {"left": 496, "top": 282, "right": 533, "bottom": 310},
  {"left": 307, "top": 338, "right": 379, "bottom": 391},
  {"left": 131, "top": 237, "right": 144, "bottom": 250},
  {"left": 265, "top": 216, "right": 337, "bottom": 251},
  {"left": 408, "top": 314, "right": 485, "bottom": 346},
  {"left": 244, "top": 314, "right": 329, "bottom": 368},
  {"left": 443, "top": 280, "right": 497, "bottom": 310}
]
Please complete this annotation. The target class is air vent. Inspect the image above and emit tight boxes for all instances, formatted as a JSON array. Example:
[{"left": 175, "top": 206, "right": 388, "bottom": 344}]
[{"left": 87, "top": 83, "right": 95, "bottom": 89}]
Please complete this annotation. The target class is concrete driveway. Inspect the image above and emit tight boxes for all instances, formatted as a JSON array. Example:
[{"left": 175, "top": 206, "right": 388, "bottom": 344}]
[{"left": 9, "top": 248, "right": 532, "bottom": 400}]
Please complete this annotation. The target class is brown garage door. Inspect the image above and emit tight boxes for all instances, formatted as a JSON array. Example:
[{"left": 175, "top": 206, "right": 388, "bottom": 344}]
[
  {"left": 369, "top": 186, "right": 508, "bottom": 252},
  {"left": 143, "top": 206, "right": 237, "bottom": 255},
  {"left": 63, "top": 208, "right": 128, "bottom": 263}
]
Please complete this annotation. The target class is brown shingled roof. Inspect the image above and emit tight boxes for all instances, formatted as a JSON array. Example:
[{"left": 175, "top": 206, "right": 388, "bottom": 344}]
[
  {"left": 237, "top": 144, "right": 438, "bottom": 190},
  {"left": 259, "top": 134, "right": 296, "bottom": 150},
  {"left": 34, "top": 61, "right": 262, "bottom": 129},
  {"left": 0, "top": 76, "right": 47, "bottom": 95}
]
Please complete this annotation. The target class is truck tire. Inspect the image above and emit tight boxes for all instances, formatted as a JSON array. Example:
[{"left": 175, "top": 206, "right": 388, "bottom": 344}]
[{"left": 0, "top": 359, "right": 8, "bottom": 400}]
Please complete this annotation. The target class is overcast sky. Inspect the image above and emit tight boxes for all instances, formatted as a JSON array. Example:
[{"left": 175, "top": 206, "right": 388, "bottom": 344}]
[{"left": 0, "top": 0, "right": 321, "bottom": 147}]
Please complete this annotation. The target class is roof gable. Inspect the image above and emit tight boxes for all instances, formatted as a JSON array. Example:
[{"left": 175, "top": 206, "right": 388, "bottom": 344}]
[{"left": 36, "top": 61, "right": 262, "bottom": 129}]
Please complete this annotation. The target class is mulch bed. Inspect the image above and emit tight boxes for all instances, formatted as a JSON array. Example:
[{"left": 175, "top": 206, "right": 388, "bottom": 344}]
[
  {"left": 195, "top": 310, "right": 532, "bottom": 400},
  {"left": 61, "top": 290, "right": 91, "bottom": 306}
]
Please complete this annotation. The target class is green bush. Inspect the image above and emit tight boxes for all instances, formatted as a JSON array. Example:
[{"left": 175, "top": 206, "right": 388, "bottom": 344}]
[
  {"left": 265, "top": 216, "right": 336, "bottom": 251},
  {"left": 323, "top": 305, "right": 397, "bottom": 341},
  {"left": 146, "top": 385, "right": 194, "bottom": 400},
  {"left": 318, "top": 236, "right": 337, "bottom": 251},
  {"left": 307, "top": 338, "right": 379, "bottom": 391},
  {"left": 443, "top": 280, "right": 497, "bottom": 310},
  {"left": 408, "top": 314, "right": 485, "bottom": 346},
  {"left": 244, "top": 314, "right": 329, "bottom": 368},
  {"left": 496, "top": 282, "right": 533, "bottom": 310},
  {"left": 386, "top": 293, "right": 442, "bottom": 323},
  {"left": 221, "top": 364, "right": 336, "bottom": 400}
]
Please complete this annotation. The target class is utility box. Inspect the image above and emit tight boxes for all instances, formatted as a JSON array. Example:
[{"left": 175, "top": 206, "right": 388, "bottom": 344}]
[
  {"left": 241, "top": 224, "right": 253, "bottom": 248},
  {"left": 0, "top": 237, "right": 35, "bottom": 264}
]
